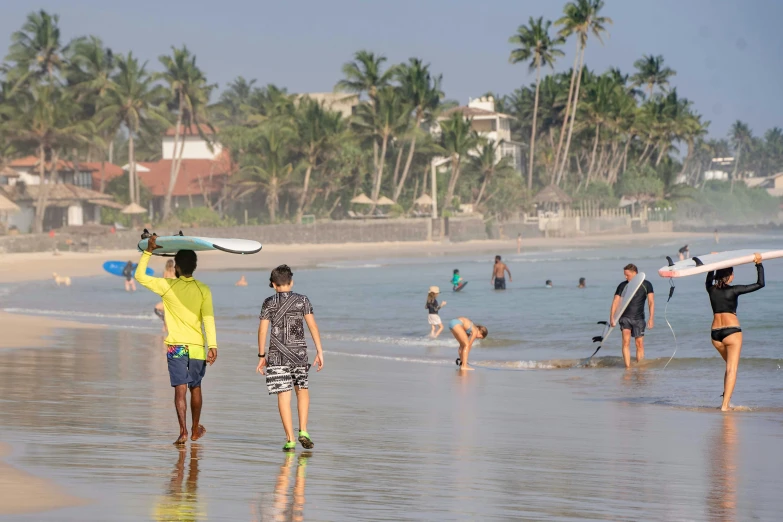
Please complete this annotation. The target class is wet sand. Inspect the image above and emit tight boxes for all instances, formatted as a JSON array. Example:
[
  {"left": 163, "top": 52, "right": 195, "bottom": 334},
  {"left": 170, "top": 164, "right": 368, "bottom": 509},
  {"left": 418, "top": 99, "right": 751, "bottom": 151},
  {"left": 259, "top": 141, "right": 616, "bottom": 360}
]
[
  {"left": 0, "top": 443, "right": 87, "bottom": 515},
  {"left": 1, "top": 326, "right": 781, "bottom": 520},
  {"left": 0, "top": 231, "right": 713, "bottom": 283}
]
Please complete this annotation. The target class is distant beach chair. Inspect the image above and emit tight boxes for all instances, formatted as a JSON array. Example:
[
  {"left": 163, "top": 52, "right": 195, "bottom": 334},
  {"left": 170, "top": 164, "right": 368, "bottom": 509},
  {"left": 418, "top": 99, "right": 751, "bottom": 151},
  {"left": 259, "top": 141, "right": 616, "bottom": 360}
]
[{"left": 347, "top": 210, "right": 364, "bottom": 219}]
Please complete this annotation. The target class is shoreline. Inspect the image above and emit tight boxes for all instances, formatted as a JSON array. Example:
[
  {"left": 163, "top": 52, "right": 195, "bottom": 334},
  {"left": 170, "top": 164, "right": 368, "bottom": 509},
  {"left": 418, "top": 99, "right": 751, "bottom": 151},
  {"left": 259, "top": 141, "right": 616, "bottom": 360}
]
[
  {"left": 0, "top": 231, "right": 718, "bottom": 284},
  {"left": 0, "top": 442, "right": 88, "bottom": 515}
]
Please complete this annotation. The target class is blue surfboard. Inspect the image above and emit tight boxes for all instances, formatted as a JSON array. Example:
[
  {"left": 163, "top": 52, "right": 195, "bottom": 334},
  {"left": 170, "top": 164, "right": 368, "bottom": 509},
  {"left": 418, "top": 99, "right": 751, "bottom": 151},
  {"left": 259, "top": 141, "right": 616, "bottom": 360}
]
[
  {"left": 103, "top": 261, "right": 153, "bottom": 277},
  {"left": 453, "top": 281, "right": 468, "bottom": 292},
  {"left": 137, "top": 235, "right": 262, "bottom": 256}
]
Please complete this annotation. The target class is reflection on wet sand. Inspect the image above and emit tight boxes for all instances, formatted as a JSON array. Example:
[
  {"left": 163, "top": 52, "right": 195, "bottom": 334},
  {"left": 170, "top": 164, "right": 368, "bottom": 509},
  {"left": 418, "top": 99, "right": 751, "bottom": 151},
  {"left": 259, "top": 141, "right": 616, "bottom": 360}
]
[
  {"left": 621, "top": 366, "right": 650, "bottom": 389},
  {"left": 153, "top": 445, "right": 203, "bottom": 522},
  {"left": 254, "top": 452, "right": 311, "bottom": 522},
  {"left": 706, "top": 414, "right": 737, "bottom": 522}
]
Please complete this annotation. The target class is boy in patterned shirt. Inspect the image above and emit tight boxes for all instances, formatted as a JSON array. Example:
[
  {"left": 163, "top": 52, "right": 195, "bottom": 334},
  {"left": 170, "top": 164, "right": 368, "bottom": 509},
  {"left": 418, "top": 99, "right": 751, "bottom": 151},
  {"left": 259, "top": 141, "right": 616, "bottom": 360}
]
[{"left": 257, "top": 265, "right": 324, "bottom": 451}]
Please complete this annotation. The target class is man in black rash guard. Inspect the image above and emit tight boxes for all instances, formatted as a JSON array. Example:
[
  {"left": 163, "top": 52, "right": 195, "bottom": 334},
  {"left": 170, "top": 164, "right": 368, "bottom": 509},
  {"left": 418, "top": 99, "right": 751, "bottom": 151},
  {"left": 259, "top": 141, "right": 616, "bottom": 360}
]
[
  {"left": 706, "top": 254, "right": 764, "bottom": 411},
  {"left": 610, "top": 263, "right": 654, "bottom": 369}
]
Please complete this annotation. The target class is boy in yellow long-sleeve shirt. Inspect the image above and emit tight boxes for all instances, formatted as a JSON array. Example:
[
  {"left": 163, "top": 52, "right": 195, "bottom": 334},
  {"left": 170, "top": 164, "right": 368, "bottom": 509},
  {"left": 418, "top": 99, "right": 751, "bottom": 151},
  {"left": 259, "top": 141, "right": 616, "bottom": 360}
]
[{"left": 136, "top": 235, "right": 218, "bottom": 445}]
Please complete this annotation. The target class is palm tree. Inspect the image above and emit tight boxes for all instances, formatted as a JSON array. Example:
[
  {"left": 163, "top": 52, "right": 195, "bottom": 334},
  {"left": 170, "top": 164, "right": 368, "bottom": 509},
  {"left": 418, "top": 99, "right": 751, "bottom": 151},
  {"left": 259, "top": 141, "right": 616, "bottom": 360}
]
[
  {"left": 293, "top": 97, "right": 346, "bottom": 222},
  {"left": 439, "top": 112, "right": 479, "bottom": 210},
  {"left": 729, "top": 120, "right": 752, "bottom": 192},
  {"left": 630, "top": 54, "right": 676, "bottom": 98},
  {"left": 467, "top": 140, "right": 516, "bottom": 206},
  {"left": 7, "top": 85, "right": 93, "bottom": 233},
  {"left": 555, "top": 0, "right": 612, "bottom": 184},
  {"left": 5, "top": 10, "right": 68, "bottom": 91},
  {"left": 509, "top": 16, "right": 565, "bottom": 190},
  {"left": 352, "top": 86, "right": 410, "bottom": 205},
  {"left": 96, "top": 53, "right": 168, "bottom": 205},
  {"left": 336, "top": 50, "right": 398, "bottom": 175},
  {"left": 234, "top": 123, "right": 296, "bottom": 222},
  {"left": 212, "top": 76, "right": 257, "bottom": 126},
  {"left": 158, "top": 46, "right": 215, "bottom": 220},
  {"left": 394, "top": 58, "right": 443, "bottom": 202}
]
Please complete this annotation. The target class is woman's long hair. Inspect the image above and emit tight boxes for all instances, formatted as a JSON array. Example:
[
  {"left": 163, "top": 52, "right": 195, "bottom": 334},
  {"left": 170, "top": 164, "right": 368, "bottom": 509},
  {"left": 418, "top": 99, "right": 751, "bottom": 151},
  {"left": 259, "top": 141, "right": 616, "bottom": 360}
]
[
  {"left": 714, "top": 267, "right": 733, "bottom": 289},
  {"left": 426, "top": 291, "right": 437, "bottom": 306}
]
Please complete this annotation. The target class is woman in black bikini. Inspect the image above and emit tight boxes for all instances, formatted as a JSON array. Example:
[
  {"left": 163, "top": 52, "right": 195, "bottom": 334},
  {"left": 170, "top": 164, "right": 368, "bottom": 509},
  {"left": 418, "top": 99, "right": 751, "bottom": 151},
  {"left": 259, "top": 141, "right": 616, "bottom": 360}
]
[{"left": 706, "top": 253, "right": 764, "bottom": 411}]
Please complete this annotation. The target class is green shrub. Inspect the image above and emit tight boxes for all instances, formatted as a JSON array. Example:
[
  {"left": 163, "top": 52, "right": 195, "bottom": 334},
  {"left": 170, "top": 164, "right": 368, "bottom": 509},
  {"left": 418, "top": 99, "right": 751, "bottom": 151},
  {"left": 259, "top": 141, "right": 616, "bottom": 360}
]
[{"left": 174, "top": 207, "right": 236, "bottom": 227}]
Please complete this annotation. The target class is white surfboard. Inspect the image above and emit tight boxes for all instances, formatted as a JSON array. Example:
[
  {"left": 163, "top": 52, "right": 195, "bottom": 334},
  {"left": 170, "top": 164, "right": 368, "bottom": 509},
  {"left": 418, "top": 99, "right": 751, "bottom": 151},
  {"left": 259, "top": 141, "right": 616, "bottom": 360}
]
[
  {"left": 589, "top": 272, "right": 646, "bottom": 358},
  {"left": 138, "top": 235, "right": 262, "bottom": 256},
  {"left": 658, "top": 249, "right": 783, "bottom": 278}
]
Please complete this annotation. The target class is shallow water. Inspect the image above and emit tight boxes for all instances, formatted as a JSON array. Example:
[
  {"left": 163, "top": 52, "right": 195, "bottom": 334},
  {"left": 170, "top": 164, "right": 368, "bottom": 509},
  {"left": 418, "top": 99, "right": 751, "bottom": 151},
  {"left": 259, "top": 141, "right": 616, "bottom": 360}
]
[{"left": 2, "top": 234, "right": 783, "bottom": 520}]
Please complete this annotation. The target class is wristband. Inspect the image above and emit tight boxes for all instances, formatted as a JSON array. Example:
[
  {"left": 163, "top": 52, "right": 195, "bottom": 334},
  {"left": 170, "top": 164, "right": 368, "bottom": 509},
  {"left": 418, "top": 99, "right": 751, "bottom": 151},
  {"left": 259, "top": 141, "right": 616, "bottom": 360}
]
[{"left": 258, "top": 353, "right": 266, "bottom": 358}]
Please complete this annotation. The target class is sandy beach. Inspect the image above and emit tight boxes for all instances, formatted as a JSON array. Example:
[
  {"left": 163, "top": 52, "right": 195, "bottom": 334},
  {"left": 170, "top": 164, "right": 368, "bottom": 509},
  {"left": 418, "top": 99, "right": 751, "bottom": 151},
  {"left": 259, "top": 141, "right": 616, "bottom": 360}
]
[{"left": 0, "top": 231, "right": 712, "bottom": 284}]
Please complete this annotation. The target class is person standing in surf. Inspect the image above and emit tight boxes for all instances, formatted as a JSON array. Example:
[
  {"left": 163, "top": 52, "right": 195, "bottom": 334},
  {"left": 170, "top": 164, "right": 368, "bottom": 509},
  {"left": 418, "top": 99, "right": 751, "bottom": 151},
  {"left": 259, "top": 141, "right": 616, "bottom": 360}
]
[
  {"left": 678, "top": 244, "right": 690, "bottom": 261},
  {"left": 706, "top": 253, "right": 764, "bottom": 411},
  {"left": 491, "top": 255, "right": 512, "bottom": 290},
  {"left": 123, "top": 261, "right": 137, "bottom": 292},
  {"left": 449, "top": 317, "right": 487, "bottom": 370},
  {"left": 425, "top": 286, "right": 446, "bottom": 338},
  {"left": 257, "top": 265, "right": 324, "bottom": 451},
  {"left": 136, "top": 235, "right": 218, "bottom": 445},
  {"left": 517, "top": 233, "right": 522, "bottom": 254},
  {"left": 610, "top": 264, "right": 654, "bottom": 369}
]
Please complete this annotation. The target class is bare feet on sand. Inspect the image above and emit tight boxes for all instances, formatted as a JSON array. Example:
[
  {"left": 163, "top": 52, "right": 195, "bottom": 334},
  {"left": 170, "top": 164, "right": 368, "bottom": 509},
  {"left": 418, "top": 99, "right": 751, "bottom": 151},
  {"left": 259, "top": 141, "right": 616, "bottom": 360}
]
[
  {"left": 459, "top": 366, "right": 475, "bottom": 371},
  {"left": 191, "top": 425, "right": 206, "bottom": 441},
  {"left": 174, "top": 432, "right": 188, "bottom": 445}
]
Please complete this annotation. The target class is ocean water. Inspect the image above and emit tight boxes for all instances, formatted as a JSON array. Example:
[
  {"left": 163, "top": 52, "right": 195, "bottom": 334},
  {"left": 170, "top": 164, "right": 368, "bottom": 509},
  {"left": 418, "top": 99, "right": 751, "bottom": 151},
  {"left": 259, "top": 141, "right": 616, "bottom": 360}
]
[
  {"left": 3, "top": 233, "right": 783, "bottom": 410},
  {"left": 1, "top": 234, "right": 783, "bottom": 520}
]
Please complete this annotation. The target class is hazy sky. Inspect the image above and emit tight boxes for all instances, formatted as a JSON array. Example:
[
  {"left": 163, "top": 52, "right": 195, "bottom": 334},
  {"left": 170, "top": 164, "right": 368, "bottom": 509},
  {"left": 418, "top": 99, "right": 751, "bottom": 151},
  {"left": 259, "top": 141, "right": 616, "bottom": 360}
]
[{"left": 2, "top": 0, "right": 781, "bottom": 138}]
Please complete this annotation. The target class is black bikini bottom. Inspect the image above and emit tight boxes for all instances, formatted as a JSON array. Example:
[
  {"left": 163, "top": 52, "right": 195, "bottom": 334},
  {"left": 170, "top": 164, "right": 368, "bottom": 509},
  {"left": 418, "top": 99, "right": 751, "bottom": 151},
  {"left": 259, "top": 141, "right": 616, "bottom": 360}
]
[{"left": 711, "top": 327, "right": 742, "bottom": 343}]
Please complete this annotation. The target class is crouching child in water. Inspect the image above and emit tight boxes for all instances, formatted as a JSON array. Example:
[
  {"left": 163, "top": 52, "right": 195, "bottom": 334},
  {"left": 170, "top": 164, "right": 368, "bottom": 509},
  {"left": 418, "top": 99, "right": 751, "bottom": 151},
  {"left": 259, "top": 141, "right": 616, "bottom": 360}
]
[{"left": 257, "top": 265, "right": 324, "bottom": 451}]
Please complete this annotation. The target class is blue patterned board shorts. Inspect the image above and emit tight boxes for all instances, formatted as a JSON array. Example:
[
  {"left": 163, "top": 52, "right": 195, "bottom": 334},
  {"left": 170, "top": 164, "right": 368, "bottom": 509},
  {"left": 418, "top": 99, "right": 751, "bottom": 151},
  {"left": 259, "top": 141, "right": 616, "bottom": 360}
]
[
  {"left": 266, "top": 365, "right": 309, "bottom": 395},
  {"left": 166, "top": 345, "right": 206, "bottom": 388}
]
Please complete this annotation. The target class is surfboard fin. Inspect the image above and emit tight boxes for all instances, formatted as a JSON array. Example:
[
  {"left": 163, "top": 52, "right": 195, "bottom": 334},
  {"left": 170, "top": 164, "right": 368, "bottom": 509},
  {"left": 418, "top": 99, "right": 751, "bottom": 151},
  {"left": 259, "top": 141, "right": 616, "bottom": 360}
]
[
  {"left": 597, "top": 321, "right": 607, "bottom": 325},
  {"left": 692, "top": 257, "right": 703, "bottom": 267},
  {"left": 592, "top": 336, "right": 604, "bottom": 343},
  {"left": 141, "top": 229, "right": 151, "bottom": 240},
  {"left": 666, "top": 256, "right": 674, "bottom": 267},
  {"left": 177, "top": 230, "right": 184, "bottom": 236}
]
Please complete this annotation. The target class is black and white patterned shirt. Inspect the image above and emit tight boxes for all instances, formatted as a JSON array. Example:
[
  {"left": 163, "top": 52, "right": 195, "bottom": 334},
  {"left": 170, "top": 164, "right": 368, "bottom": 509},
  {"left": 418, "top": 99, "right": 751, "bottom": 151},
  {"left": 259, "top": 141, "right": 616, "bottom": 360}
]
[{"left": 259, "top": 292, "right": 314, "bottom": 367}]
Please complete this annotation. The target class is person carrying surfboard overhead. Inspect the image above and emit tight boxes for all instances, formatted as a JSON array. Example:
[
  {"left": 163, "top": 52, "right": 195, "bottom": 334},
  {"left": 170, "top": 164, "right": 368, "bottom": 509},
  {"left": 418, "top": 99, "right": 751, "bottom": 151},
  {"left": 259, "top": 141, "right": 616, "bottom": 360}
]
[
  {"left": 611, "top": 264, "right": 654, "bottom": 369},
  {"left": 135, "top": 235, "right": 218, "bottom": 445},
  {"left": 491, "top": 256, "right": 512, "bottom": 290},
  {"left": 706, "top": 253, "right": 764, "bottom": 411}
]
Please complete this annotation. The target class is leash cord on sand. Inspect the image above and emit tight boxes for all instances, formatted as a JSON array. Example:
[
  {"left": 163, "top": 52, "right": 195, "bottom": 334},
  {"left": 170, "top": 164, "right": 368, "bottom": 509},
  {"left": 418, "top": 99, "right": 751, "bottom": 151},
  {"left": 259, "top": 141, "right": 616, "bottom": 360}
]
[{"left": 662, "top": 279, "right": 678, "bottom": 370}]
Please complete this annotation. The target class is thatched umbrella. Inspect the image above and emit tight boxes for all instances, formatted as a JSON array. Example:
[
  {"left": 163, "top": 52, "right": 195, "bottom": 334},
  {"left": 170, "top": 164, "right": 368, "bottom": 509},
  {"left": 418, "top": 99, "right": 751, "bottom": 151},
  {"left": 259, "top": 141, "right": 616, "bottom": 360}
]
[
  {"left": 350, "top": 193, "right": 373, "bottom": 205},
  {"left": 534, "top": 185, "right": 572, "bottom": 212},
  {"left": 121, "top": 202, "right": 147, "bottom": 228},
  {"left": 375, "top": 196, "right": 395, "bottom": 206},
  {"left": 414, "top": 193, "right": 433, "bottom": 206}
]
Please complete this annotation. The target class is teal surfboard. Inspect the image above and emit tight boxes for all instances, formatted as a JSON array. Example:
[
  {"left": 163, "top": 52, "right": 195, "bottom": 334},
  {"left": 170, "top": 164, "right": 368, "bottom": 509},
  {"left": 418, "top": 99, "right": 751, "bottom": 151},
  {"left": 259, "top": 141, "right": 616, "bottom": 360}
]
[{"left": 138, "top": 234, "right": 262, "bottom": 256}]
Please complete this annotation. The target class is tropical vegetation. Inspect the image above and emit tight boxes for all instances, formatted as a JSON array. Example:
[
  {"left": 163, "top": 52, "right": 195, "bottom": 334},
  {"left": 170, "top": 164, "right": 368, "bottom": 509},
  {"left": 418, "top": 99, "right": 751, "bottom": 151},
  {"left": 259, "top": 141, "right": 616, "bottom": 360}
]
[{"left": 0, "top": 4, "right": 779, "bottom": 232}]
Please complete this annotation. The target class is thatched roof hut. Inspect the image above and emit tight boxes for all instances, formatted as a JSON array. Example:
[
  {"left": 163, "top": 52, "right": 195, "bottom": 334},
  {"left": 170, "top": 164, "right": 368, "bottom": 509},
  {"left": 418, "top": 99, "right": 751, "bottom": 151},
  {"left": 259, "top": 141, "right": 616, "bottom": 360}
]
[{"left": 534, "top": 184, "right": 572, "bottom": 206}]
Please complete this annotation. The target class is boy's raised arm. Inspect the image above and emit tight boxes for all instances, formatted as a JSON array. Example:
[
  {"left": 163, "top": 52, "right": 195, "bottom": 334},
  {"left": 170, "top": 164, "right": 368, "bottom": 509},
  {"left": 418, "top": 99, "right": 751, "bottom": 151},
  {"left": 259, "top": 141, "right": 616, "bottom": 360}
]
[{"left": 135, "top": 251, "right": 168, "bottom": 295}]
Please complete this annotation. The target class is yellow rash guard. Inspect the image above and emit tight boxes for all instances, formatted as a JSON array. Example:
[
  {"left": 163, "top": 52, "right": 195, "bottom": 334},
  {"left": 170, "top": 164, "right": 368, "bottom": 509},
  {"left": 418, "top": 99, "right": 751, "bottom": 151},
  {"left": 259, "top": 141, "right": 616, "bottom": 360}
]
[{"left": 135, "top": 251, "right": 217, "bottom": 359}]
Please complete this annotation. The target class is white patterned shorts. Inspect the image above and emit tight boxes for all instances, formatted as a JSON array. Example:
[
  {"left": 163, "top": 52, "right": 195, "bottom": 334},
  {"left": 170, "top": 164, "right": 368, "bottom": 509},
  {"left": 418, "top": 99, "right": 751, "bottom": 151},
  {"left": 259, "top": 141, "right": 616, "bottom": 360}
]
[
  {"left": 266, "top": 365, "right": 309, "bottom": 394},
  {"left": 428, "top": 314, "right": 442, "bottom": 326}
]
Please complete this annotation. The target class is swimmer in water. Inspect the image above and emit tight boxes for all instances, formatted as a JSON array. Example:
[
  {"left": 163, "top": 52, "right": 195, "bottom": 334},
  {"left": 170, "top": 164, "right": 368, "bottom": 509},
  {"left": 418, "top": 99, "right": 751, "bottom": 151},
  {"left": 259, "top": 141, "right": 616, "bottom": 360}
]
[
  {"left": 545, "top": 280, "right": 553, "bottom": 288},
  {"left": 451, "top": 269, "right": 463, "bottom": 290},
  {"left": 123, "top": 261, "right": 137, "bottom": 292},
  {"left": 678, "top": 244, "right": 690, "bottom": 261},
  {"left": 236, "top": 275, "right": 248, "bottom": 287},
  {"left": 706, "top": 253, "right": 764, "bottom": 411},
  {"left": 578, "top": 277, "right": 586, "bottom": 288},
  {"left": 449, "top": 317, "right": 487, "bottom": 371},
  {"left": 491, "top": 255, "right": 512, "bottom": 290},
  {"left": 425, "top": 286, "right": 446, "bottom": 338},
  {"left": 714, "top": 229, "right": 720, "bottom": 244}
]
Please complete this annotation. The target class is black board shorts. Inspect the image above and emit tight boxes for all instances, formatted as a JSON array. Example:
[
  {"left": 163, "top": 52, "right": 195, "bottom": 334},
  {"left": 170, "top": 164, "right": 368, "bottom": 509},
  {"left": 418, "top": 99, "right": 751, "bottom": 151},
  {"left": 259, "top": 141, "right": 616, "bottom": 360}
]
[
  {"left": 494, "top": 277, "right": 506, "bottom": 290},
  {"left": 619, "top": 317, "right": 645, "bottom": 338}
]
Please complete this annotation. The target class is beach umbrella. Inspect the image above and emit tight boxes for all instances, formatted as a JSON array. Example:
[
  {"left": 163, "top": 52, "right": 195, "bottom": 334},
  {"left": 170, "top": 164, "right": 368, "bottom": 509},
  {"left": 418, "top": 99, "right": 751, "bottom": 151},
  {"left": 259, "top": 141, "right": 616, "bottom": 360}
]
[
  {"left": 121, "top": 202, "right": 147, "bottom": 214},
  {"left": 414, "top": 193, "right": 433, "bottom": 206},
  {"left": 350, "top": 193, "right": 373, "bottom": 205},
  {"left": 375, "top": 196, "right": 395, "bottom": 206}
]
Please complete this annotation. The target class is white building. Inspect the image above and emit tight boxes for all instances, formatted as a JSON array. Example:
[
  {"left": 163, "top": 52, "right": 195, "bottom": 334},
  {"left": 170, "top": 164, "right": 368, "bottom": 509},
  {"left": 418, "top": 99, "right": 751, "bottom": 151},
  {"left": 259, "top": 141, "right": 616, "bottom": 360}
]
[
  {"left": 161, "top": 124, "right": 223, "bottom": 161},
  {"left": 434, "top": 96, "right": 524, "bottom": 173}
]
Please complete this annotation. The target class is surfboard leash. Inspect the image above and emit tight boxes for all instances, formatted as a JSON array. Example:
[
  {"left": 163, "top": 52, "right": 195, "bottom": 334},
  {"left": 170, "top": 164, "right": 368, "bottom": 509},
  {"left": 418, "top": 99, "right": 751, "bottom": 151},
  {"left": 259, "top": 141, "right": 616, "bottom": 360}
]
[
  {"left": 662, "top": 257, "right": 679, "bottom": 370},
  {"left": 587, "top": 321, "right": 608, "bottom": 360}
]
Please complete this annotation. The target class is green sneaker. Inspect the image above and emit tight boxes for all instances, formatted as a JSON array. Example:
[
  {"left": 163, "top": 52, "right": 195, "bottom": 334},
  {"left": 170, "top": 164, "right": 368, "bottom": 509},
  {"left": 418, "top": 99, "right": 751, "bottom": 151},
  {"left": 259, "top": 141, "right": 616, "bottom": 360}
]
[
  {"left": 283, "top": 440, "right": 296, "bottom": 452},
  {"left": 298, "top": 430, "right": 314, "bottom": 449}
]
